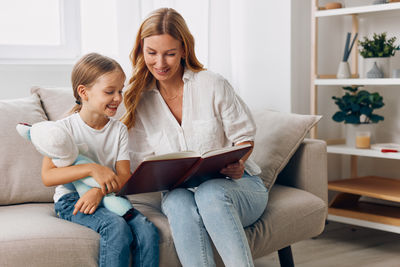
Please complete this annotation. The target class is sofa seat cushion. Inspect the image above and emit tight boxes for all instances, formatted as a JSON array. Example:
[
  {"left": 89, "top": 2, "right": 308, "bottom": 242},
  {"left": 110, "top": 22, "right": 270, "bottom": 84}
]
[
  {"left": 0, "top": 204, "right": 99, "bottom": 267},
  {"left": 245, "top": 184, "right": 327, "bottom": 258},
  {"left": 0, "top": 201, "right": 180, "bottom": 267}
]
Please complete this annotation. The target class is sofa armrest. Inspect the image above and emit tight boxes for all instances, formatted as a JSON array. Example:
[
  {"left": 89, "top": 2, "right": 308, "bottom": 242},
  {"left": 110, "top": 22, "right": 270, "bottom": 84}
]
[{"left": 276, "top": 138, "right": 328, "bottom": 204}]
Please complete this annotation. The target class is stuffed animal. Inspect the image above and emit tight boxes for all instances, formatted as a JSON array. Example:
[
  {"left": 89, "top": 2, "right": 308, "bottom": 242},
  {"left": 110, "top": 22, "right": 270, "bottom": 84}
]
[{"left": 16, "top": 121, "right": 133, "bottom": 217}]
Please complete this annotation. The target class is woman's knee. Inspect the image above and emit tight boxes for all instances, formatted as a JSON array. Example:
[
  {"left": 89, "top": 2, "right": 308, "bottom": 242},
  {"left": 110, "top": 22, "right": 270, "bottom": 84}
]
[
  {"left": 195, "top": 179, "right": 229, "bottom": 208},
  {"left": 161, "top": 188, "right": 195, "bottom": 214}
]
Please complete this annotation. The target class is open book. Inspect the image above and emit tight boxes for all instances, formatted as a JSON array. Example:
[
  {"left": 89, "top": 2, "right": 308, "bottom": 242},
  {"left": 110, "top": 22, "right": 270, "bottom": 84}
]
[{"left": 119, "top": 144, "right": 252, "bottom": 195}]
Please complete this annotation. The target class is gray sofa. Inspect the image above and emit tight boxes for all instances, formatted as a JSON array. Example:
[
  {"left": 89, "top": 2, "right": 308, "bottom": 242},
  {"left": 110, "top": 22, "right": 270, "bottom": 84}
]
[{"left": 0, "top": 87, "right": 327, "bottom": 267}]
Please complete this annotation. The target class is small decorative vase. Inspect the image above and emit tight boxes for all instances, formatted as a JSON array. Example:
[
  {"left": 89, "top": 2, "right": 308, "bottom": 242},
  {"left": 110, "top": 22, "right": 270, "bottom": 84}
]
[
  {"left": 367, "top": 62, "right": 384, "bottom": 78},
  {"left": 337, "top": 61, "right": 351, "bottom": 79},
  {"left": 363, "top": 57, "right": 390, "bottom": 78},
  {"left": 346, "top": 123, "right": 376, "bottom": 148}
]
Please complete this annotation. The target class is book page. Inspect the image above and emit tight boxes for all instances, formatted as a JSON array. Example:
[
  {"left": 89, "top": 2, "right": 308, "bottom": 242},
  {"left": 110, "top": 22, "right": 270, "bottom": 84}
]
[
  {"left": 144, "top": 151, "right": 200, "bottom": 161},
  {"left": 201, "top": 143, "right": 252, "bottom": 158}
]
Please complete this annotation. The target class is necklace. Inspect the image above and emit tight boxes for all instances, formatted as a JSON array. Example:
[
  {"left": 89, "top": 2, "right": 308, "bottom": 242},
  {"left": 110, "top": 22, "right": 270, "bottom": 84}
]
[
  {"left": 158, "top": 84, "right": 182, "bottom": 101},
  {"left": 161, "top": 90, "right": 179, "bottom": 100}
]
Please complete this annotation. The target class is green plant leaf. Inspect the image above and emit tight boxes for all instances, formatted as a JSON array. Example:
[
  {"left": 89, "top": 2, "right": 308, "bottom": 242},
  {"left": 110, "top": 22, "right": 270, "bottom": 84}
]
[{"left": 332, "top": 111, "right": 346, "bottom": 122}]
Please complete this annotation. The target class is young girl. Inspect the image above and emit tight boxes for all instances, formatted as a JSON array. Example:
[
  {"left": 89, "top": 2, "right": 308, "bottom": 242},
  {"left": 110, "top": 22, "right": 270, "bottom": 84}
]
[{"left": 41, "top": 53, "right": 159, "bottom": 267}]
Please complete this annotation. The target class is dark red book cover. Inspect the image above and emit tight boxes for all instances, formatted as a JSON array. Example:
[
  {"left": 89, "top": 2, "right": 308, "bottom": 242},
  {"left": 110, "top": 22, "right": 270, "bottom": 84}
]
[{"left": 119, "top": 144, "right": 251, "bottom": 195}]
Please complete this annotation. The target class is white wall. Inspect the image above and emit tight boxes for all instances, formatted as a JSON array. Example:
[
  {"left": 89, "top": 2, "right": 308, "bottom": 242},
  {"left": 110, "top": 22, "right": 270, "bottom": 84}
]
[
  {"left": 237, "top": 1, "right": 292, "bottom": 112},
  {"left": 0, "top": 0, "right": 292, "bottom": 114},
  {"left": 0, "top": 64, "right": 72, "bottom": 99}
]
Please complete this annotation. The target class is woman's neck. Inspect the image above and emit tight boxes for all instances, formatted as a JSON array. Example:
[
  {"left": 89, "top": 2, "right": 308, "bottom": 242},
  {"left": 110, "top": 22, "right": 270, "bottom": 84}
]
[{"left": 157, "top": 66, "right": 184, "bottom": 94}]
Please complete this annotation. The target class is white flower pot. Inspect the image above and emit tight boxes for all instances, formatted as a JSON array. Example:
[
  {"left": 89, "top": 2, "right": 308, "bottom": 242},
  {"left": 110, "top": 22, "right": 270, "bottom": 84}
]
[
  {"left": 346, "top": 123, "right": 376, "bottom": 148},
  {"left": 362, "top": 57, "right": 390, "bottom": 78}
]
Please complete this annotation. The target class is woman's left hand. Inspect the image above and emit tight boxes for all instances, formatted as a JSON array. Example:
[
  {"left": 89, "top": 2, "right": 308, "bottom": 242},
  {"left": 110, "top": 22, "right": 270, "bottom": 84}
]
[{"left": 220, "top": 159, "right": 245, "bottom": 180}]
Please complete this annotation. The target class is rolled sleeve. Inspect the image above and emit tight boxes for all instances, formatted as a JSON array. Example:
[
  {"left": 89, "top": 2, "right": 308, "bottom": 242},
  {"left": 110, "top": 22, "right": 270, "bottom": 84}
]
[{"left": 218, "top": 79, "right": 257, "bottom": 145}]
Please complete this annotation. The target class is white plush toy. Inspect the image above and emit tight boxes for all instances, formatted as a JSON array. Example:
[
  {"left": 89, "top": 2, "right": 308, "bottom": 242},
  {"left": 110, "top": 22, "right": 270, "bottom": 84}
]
[{"left": 16, "top": 121, "right": 133, "bottom": 217}]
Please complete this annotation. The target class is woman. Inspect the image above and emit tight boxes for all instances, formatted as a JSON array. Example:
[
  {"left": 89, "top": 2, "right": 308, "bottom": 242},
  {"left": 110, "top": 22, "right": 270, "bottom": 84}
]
[{"left": 122, "top": 8, "right": 268, "bottom": 267}]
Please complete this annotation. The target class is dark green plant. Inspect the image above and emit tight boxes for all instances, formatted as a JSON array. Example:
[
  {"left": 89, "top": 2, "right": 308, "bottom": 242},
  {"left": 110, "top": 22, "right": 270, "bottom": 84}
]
[
  {"left": 332, "top": 86, "right": 384, "bottom": 124},
  {"left": 358, "top": 32, "right": 398, "bottom": 58}
]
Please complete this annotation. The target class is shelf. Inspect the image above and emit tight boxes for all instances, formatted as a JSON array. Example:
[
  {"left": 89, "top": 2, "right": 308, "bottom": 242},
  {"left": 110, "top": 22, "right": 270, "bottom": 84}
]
[
  {"left": 328, "top": 176, "right": 400, "bottom": 229},
  {"left": 329, "top": 204, "right": 400, "bottom": 227},
  {"left": 327, "top": 144, "right": 400, "bottom": 160},
  {"left": 328, "top": 176, "right": 400, "bottom": 202},
  {"left": 327, "top": 214, "right": 400, "bottom": 234},
  {"left": 315, "top": 78, "right": 400, "bottom": 86},
  {"left": 316, "top": 3, "right": 400, "bottom": 17}
]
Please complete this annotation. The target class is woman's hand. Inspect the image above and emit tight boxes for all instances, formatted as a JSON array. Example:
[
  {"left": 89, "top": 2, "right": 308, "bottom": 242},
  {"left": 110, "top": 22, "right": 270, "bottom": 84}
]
[
  {"left": 73, "top": 188, "right": 104, "bottom": 215},
  {"left": 89, "top": 163, "right": 120, "bottom": 195},
  {"left": 220, "top": 159, "right": 245, "bottom": 180}
]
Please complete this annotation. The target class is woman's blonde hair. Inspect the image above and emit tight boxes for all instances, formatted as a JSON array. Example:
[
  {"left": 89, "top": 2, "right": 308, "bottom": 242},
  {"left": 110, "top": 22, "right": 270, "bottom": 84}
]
[
  {"left": 69, "top": 52, "right": 125, "bottom": 114},
  {"left": 121, "top": 7, "right": 204, "bottom": 129}
]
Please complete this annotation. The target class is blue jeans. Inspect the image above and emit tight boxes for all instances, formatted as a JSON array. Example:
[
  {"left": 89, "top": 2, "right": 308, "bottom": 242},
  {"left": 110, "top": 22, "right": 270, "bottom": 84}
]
[
  {"left": 161, "top": 173, "right": 268, "bottom": 267},
  {"left": 55, "top": 192, "right": 159, "bottom": 267}
]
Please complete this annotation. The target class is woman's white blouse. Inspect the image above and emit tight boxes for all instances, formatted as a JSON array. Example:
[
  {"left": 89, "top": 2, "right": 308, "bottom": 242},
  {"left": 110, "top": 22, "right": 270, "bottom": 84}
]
[{"left": 128, "top": 69, "right": 261, "bottom": 176}]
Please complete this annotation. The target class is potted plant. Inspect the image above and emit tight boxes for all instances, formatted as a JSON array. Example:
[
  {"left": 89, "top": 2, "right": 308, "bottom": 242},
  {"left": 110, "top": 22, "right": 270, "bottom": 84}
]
[
  {"left": 332, "top": 86, "right": 384, "bottom": 147},
  {"left": 358, "top": 32, "right": 399, "bottom": 78}
]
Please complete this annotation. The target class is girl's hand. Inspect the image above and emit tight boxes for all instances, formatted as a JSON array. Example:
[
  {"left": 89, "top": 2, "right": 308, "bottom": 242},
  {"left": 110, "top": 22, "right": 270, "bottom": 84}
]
[
  {"left": 220, "top": 159, "right": 245, "bottom": 180},
  {"left": 73, "top": 188, "right": 103, "bottom": 215},
  {"left": 90, "top": 164, "right": 120, "bottom": 195}
]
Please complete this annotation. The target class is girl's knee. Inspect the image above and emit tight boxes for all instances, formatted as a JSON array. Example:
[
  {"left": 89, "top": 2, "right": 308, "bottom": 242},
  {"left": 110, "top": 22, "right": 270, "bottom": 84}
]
[{"left": 102, "top": 217, "right": 133, "bottom": 245}]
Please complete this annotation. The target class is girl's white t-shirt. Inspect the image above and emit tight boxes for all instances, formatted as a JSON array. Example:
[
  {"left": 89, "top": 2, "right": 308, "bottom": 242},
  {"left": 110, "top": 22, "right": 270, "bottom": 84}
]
[{"left": 53, "top": 113, "right": 130, "bottom": 202}]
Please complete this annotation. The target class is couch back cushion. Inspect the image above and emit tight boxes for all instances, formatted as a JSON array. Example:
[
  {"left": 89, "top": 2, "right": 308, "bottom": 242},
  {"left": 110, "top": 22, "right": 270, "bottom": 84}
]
[
  {"left": 251, "top": 109, "right": 321, "bottom": 189},
  {"left": 31, "top": 86, "right": 75, "bottom": 121},
  {"left": 0, "top": 94, "right": 54, "bottom": 205},
  {"left": 31, "top": 86, "right": 126, "bottom": 121}
]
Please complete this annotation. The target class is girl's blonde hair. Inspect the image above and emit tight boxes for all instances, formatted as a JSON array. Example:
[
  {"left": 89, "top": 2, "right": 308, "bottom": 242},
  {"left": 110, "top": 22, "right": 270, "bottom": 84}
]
[
  {"left": 121, "top": 8, "right": 204, "bottom": 129},
  {"left": 69, "top": 52, "right": 125, "bottom": 114}
]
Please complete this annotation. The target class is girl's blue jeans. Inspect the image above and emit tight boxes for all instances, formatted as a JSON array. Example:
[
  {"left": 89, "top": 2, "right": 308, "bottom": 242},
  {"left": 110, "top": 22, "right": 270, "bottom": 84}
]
[
  {"left": 161, "top": 173, "right": 269, "bottom": 267},
  {"left": 55, "top": 192, "right": 159, "bottom": 267}
]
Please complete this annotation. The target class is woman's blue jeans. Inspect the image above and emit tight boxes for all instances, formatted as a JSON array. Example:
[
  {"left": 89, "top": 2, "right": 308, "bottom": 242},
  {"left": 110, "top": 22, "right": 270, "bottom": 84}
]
[
  {"left": 161, "top": 173, "right": 269, "bottom": 267},
  {"left": 55, "top": 192, "right": 159, "bottom": 267}
]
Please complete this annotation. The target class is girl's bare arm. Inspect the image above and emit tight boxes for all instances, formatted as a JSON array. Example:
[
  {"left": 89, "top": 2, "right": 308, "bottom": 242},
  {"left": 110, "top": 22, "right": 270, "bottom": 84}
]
[{"left": 41, "top": 156, "right": 120, "bottom": 194}]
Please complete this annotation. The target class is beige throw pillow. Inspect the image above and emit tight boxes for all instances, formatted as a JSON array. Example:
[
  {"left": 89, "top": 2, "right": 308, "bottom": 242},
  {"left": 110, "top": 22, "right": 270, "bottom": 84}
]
[
  {"left": 0, "top": 94, "right": 54, "bottom": 205},
  {"left": 250, "top": 109, "right": 321, "bottom": 190},
  {"left": 31, "top": 86, "right": 75, "bottom": 121}
]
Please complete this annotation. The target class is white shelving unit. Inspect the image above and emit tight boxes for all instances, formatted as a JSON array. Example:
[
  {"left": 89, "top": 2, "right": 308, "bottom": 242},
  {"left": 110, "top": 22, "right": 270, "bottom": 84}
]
[
  {"left": 311, "top": 1, "right": 400, "bottom": 233},
  {"left": 327, "top": 145, "right": 400, "bottom": 160},
  {"left": 315, "top": 2, "right": 400, "bottom": 17},
  {"left": 315, "top": 78, "right": 400, "bottom": 86}
]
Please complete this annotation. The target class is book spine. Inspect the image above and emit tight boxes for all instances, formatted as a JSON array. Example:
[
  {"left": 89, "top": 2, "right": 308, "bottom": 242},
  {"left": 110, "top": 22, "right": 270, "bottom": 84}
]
[{"left": 171, "top": 158, "right": 203, "bottom": 189}]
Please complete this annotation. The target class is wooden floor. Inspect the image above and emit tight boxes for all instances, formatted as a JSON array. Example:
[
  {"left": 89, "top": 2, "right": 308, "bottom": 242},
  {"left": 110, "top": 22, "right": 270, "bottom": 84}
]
[{"left": 254, "top": 221, "right": 400, "bottom": 267}]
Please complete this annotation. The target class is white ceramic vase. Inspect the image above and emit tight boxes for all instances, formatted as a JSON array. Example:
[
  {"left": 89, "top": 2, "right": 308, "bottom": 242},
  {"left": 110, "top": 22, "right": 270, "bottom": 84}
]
[
  {"left": 337, "top": 61, "right": 351, "bottom": 79},
  {"left": 362, "top": 57, "right": 390, "bottom": 78}
]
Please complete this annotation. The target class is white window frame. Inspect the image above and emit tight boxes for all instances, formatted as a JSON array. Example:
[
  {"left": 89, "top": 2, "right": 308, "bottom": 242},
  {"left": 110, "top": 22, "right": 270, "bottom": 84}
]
[{"left": 0, "top": 0, "right": 81, "bottom": 62}]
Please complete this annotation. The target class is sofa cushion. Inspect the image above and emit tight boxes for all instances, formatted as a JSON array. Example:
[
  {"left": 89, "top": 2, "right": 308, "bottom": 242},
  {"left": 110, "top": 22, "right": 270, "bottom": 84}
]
[
  {"left": 0, "top": 202, "right": 180, "bottom": 267},
  {"left": 0, "top": 204, "right": 99, "bottom": 267},
  {"left": 251, "top": 109, "right": 321, "bottom": 189},
  {"left": 245, "top": 184, "right": 326, "bottom": 257},
  {"left": 31, "top": 86, "right": 126, "bottom": 121},
  {"left": 31, "top": 86, "right": 75, "bottom": 121},
  {"left": 0, "top": 94, "right": 54, "bottom": 205}
]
